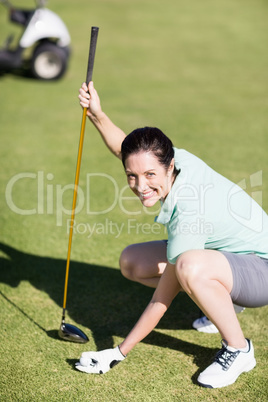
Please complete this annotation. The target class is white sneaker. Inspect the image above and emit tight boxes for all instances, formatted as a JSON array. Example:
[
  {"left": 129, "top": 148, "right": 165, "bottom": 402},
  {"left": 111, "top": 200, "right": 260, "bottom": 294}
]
[
  {"left": 192, "top": 316, "right": 219, "bottom": 333},
  {"left": 193, "top": 305, "right": 245, "bottom": 334},
  {"left": 197, "top": 339, "right": 256, "bottom": 388},
  {"left": 233, "top": 304, "right": 245, "bottom": 314}
]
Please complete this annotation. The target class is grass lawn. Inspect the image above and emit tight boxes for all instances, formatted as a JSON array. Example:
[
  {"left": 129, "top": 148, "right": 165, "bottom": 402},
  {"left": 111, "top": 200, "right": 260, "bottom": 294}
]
[{"left": 0, "top": 0, "right": 267, "bottom": 400}]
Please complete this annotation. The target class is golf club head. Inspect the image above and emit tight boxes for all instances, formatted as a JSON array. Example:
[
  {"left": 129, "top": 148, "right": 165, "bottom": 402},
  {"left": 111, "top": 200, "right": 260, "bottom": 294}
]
[{"left": 58, "top": 322, "right": 89, "bottom": 343}]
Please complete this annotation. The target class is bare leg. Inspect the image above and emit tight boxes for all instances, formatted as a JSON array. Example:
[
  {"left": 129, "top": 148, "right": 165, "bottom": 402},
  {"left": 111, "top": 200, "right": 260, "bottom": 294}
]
[
  {"left": 175, "top": 249, "right": 247, "bottom": 349},
  {"left": 119, "top": 241, "right": 167, "bottom": 288}
]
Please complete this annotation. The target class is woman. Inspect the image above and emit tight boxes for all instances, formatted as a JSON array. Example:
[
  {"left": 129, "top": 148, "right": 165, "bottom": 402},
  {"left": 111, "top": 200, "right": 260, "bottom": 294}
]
[{"left": 75, "top": 82, "right": 268, "bottom": 388}]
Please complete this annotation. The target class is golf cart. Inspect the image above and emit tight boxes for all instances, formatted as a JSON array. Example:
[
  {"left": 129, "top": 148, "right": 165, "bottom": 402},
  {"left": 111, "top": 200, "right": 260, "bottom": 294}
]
[{"left": 0, "top": 0, "right": 71, "bottom": 80}]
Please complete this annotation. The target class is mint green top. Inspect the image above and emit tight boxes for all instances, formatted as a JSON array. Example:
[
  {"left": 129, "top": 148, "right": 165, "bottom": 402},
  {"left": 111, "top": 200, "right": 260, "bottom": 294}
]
[{"left": 155, "top": 148, "right": 268, "bottom": 264}]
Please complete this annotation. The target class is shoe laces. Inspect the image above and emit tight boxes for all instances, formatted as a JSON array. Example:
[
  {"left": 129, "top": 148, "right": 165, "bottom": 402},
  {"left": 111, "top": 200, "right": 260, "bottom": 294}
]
[
  {"left": 214, "top": 340, "right": 240, "bottom": 371},
  {"left": 198, "top": 316, "right": 210, "bottom": 325}
]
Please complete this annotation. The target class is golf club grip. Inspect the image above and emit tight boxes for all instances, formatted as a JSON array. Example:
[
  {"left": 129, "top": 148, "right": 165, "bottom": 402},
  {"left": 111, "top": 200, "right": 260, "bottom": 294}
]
[{"left": 86, "top": 26, "right": 99, "bottom": 84}]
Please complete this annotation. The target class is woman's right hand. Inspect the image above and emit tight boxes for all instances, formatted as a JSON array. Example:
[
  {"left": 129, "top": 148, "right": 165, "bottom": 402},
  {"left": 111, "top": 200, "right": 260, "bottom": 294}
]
[
  {"left": 78, "top": 81, "right": 126, "bottom": 159},
  {"left": 78, "top": 81, "right": 102, "bottom": 119}
]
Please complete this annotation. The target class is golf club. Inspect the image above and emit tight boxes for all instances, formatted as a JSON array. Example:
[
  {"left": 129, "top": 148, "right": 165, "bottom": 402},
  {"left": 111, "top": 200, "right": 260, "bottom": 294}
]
[{"left": 58, "top": 26, "right": 99, "bottom": 343}]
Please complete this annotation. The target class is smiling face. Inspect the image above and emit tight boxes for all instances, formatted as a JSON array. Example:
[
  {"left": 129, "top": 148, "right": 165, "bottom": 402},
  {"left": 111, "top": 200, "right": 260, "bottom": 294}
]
[{"left": 125, "top": 151, "right": 175, "bottom": 207}]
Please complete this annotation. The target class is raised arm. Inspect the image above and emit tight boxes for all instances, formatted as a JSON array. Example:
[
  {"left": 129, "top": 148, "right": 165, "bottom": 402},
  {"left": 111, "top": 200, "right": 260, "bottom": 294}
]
[{"left": 79, "top": 81, "right": 126, "bottom": 159}]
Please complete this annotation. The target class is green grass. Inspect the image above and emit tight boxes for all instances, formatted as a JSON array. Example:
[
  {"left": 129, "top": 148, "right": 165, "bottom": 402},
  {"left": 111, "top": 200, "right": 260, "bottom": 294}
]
[{"left": 0, "top": 0, "right": 268, "bottom": 400}]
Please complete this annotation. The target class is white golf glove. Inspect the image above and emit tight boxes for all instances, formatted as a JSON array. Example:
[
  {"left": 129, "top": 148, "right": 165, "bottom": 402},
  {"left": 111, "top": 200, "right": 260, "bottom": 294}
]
[{"left": 75, "top": 346, "right": 126, "bottom": 374}]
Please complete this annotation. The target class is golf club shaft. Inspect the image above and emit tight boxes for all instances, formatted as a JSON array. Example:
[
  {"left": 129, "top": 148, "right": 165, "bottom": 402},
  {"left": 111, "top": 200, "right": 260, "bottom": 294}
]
[
  {"left": 62, "top": 108, "right": 87, "bottom": 315},
  {"left": 62, "top": 27, "right": 99, "bottom": 317}
]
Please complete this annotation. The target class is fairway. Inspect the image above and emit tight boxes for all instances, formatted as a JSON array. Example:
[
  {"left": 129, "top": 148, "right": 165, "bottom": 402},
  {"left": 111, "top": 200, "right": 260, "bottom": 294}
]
[{"left": 0, "top": 0, "right": 267, "bottom": 400}]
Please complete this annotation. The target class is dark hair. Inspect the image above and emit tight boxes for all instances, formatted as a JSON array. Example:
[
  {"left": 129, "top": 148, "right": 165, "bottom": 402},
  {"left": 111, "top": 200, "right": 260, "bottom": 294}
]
[{"left": 121, "top": 127, "right": 180, "bottom": 176}]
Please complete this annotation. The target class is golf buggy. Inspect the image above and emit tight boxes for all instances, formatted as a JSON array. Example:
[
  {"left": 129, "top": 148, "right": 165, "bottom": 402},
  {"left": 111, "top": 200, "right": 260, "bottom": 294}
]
[{"left": 0, "top": 0, "right": 71, "bottom": 80}]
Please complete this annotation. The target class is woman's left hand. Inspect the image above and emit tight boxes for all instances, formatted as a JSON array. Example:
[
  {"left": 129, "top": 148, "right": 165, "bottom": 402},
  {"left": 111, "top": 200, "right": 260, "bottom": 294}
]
[{"left": 75, "top": 346, "right": 126, "bottom": 374}]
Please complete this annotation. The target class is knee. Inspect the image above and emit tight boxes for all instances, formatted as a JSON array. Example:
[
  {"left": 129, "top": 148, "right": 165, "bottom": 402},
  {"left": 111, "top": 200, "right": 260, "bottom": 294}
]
[
  {"left": 176, "top": 251, "right": 205, "bottom": 292},
  {"left": 119, "top": 245, "right": 140, "bottom": 281}
]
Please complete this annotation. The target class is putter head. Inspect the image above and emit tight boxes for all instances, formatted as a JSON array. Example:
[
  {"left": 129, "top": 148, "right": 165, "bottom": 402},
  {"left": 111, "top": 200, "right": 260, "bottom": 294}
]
[{"left": 58, "top": 322, "right": 89, "bottom": 344}]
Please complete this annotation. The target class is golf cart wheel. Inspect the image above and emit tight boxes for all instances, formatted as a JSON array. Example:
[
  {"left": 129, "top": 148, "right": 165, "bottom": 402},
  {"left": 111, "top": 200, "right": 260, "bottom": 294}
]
[{"left": 31, "top": 42, "right": 68, "bottom": 80}]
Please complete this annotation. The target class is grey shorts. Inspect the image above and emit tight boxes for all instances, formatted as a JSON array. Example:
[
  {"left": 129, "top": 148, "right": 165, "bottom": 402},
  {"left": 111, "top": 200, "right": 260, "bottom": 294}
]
[{"left": 220, "top": 251, "right": 268, "bottom": 308}]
